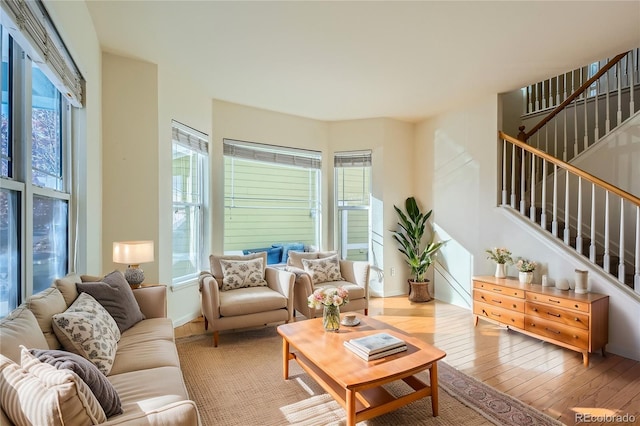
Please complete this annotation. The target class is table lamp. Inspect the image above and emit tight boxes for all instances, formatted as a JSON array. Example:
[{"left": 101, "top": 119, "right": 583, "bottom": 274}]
[{"left": 113, "top": 240, "right": 154, "bottom": 287}]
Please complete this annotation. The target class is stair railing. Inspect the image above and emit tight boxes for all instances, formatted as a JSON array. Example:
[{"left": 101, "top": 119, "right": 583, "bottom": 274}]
[
  {"left": 519, "top": 50, "right": 637, "bottom": 163},
  {"left": 499, "top": 131, "right": 640, "bottom": 292}
]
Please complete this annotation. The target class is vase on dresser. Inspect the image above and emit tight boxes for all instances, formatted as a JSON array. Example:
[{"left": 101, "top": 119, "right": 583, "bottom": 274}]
[
  {"left": 518, "top": 271, "right": 533, "bottom": 284},
  {"left": 495, "top": 263, "right": 506, "bottom": 278}
]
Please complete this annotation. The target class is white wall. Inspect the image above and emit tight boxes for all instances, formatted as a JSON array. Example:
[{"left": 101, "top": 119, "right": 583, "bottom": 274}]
[{"left": 415, "top": 95, "right": 640, "bottom": 361}]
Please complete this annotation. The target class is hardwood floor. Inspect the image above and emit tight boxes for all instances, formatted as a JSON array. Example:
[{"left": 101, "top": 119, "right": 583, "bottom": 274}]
[{"left": 175, "top": 296, "right": 640, "bottom": 426}]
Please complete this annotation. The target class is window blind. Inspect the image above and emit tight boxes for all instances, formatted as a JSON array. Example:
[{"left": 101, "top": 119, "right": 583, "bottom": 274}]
[
  {"left": 0, "top": 0, "right": 84, "bottom": 107},
  {"left": 224, "top": 139, "right": 321, "bottom": 170},
  {"left": 334, "top": 150, "right": 372, "bottom": 168},
  {"left": 172, "top": 121, "right": 208, "bottom": 155}
]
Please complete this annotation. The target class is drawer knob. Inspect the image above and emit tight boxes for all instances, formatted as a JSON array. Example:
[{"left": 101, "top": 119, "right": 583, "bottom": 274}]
[
  {"left": 574, "top": 304, "right": 579, "bottom": 308},
  {"left": 512, "top": 304, "right": 517, "bottom": 309},
  {"left": 575, "top": 318, "right": 580, "bottom": 322},
  {"left": 533, "top": 308, "right": 538, "bottom": 312}
]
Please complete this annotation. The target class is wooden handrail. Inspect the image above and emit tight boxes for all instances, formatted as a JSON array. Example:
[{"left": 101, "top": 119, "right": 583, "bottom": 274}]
[
  {"left": 499, "top": 130, "right": 640, "bottom": 206},
  {"left": 524, "top": 51, "right": 629, "bottom": 140}
]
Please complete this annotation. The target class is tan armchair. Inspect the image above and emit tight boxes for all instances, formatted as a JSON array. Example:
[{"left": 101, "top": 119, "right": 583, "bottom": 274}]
[
  {"left": 287, "top": 253, "right": 370, "bottom": 319},
  {"left": 199, "top": 252, "right": 295, "bottom": 346}
]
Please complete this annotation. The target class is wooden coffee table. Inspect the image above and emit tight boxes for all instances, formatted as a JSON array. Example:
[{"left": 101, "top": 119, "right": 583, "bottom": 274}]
[{"left": 277, "top": 314, "right": 446, "bottom": 425}]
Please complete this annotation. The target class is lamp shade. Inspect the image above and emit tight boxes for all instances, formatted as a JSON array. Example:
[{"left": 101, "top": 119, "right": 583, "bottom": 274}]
[{"left": 113, "top": 241, "right": 154, "bottom": 265}]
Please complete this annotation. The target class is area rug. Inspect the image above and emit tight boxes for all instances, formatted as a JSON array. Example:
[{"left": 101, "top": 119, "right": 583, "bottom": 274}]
[{"left": 176, "top": 327, "right": 563, "bottom": 426}]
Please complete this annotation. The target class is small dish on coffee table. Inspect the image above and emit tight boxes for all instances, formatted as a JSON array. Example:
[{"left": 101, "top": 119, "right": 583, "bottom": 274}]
[{"left": 341, "top": 317, "right": 360, "bottom": 327}]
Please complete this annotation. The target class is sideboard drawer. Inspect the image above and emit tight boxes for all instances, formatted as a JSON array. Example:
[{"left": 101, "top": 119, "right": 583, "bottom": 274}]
[
  {"left": 473, "top": 281, "right": 525, "bottom": 299},
  {"left": 525, "top": 317, "right": 589, "bottom": 350},
  {"left": 474, "top": 289, "right": 525, "bottom": 313},
  {"left": 526, "top": 292, "right": 590, "bottom": 312},
  {"left": 526, "top": 301, "right": 589, "bottom": 330},
  {"left": 474, "top": 301, "right": 525, "bottom": 329}
]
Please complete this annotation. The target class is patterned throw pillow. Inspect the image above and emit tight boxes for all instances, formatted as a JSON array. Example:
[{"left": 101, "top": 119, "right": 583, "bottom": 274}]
[
  {"left": 52, "top": 292, "right": 121, "bottom": 375},
  {"left": 219, "top": 258, "right": 268, "bottom": 291},
  {"left": 302, "top": 254, "right": 344, "bottom": 284},
  {"left": 0, "top": 351, "right": 107, "bottom": 426}
]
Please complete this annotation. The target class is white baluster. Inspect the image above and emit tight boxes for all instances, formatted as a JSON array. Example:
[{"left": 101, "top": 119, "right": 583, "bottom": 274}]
[
  {"left": 635, "top": 205, "right": 639, "bottom": 293},
  {"left": 576, "top": 177, "right": 583, "bottom": 255},
  {"left": 554, "top": 117, "right": 558, "bottom": 158},
  {"left": 527, "top": 85, "right": 532, "bottom": 113},
  {"left": 535, "top": 83, "right": 539, "bottom": 111},
  {"left": 520, "top": 148, "right": 526, "bottom": 214},
  {"left": 502, "top": 139, "right": 507, "bottom": 206},
  {"left": 548, "top": 78, "right": 554, "bottom": 108},
  {"left": 590, "top": 184, "right": 596, "bottom": 262},
  {"left": 556, "top": 74, "right": 561, "bottom": 105},
  {"left": 511, "top": 142, "right": 516, "bottom": 208},
  {"left": 617, "top": 61, "right": 623, "bottom": 126},
  {"left": 564, "top": 171, "right": 571, "bottom": 245},
  {"left": 541, "top": 161, "right": 547, "bottom": 230},
  {"left": 619, "top": 198, "right": 625, "bottom": 282},
  {"left": 530, "top": 154, "right": 536, "bottom": 221},
  {"left": 604, "top": 191, "right": 610, "bottom": 273},
  {"left": 574, "top": 101, "right": 579, "bottom": 159},
  {"left": 583, "top": 93, "right": 589, "bottom": 151},
  {"left": 542, "top": 80, "right": 547, "bottom": 109},
  {"left": 630, "top": 51, "right": 635, "bottom": 114},
  {"left": 563, "top": 73, "right": 568, "bottom": 101},
  {"left": 552, "top": 164, "right": 558, "bottom": 237},
  {"left": 594, "top": 78, "right": 600, "bottom": 142},
  {"left": 563, "top": 109, "right": 568, "bottom": 161},
  {"left": 605, "top": 71, "right": 611, "bottom": 133}
]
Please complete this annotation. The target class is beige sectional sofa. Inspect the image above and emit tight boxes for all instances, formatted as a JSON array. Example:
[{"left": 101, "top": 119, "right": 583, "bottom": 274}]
[{"left": 0, "top": 273, "right": 200, "bottom": 425}]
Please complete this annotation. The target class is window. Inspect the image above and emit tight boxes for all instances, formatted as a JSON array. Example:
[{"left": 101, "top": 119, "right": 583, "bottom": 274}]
[
  {"left": 172, "top": 121, "right": 208, "bottom": 285},
  {"left": 223, "top": 139, "right": 321, "bottom": 254},
  {"left": 334, "top": 151, "right": 371, "bottom": 261},
  {"left": 0, "top": 17, "right": 74, "bottom": 317}
]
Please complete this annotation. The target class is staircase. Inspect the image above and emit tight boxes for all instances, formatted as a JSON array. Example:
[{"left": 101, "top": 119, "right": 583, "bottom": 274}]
[{"left": 499, "top": 49, "right": 640, "bottom": 294}]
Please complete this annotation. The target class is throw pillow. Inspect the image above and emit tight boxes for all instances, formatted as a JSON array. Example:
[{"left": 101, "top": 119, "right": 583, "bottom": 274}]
[
  {"left": 29, "top": 348, "right": 123, "bottom": 417},
  {"left": 52, "top": 292, "right": 120, "bottom": 375},
  {"left": 77, "top": 270, "right": 146, "bottom": 333},
  {"left": 242, "top": 247, "right": 283, "bottom": 265},
  {"left": 301, "top": 254, "right": 344, "bottom": 284},
  {"left": 287, "top": 251, "right": 319, "bottom": 269},
  {"left": 209, "top": 252, "right": 267, "bottom": 283},
  {"left": 0, "top": 352, "right": 107, "bottom": 426},
  {"left": 273, "top": 242, "right": 305, "bottom": 264},
  {"left": 219, "top": 257, "right": 267, "bottom": 291}
]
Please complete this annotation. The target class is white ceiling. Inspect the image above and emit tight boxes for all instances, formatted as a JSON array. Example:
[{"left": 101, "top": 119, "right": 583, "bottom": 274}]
[{"left": 85, "top": 1, "right": 640, "bottom": 123}]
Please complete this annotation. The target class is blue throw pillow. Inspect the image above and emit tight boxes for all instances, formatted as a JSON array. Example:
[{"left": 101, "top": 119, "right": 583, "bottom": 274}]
[
  {"left": 274, "top": 242, "right": 305, "bottom": 263},
  {"left": 243, "top": 247, "right": 283, "bottom": 265}
]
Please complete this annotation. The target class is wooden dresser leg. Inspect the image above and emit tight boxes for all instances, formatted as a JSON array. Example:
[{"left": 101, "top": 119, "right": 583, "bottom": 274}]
[
  {"left": 213, "top": 331, "right": 219, "bottom": 347},
  {"left": 204, "top": 317, "right": 208, "bottom": 330},
  {"left": 583, "top": 352, "right": 589, "bottom": 367},
  {"left": 474, "top": 315, "right": 479, "bottom": 326},
  {"left": 364, "top": 308, "right": 368, "bottom": 316}
]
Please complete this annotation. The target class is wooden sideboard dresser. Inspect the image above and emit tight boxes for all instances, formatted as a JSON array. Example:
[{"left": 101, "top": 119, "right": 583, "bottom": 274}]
[{"left": 472, "top": 276, "right": 609, "bottom": 366}]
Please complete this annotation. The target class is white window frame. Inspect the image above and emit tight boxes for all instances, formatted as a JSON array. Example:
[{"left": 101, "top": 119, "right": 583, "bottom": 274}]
[
  {"left": 171, "top": 121, "right": 209, "bottom": 287},
  {"left": 334, "top": 150, "right": 372, "bottom": 262},
  {"left": 223, "top": 139, "right": 322, "bottom": 253},
  {"left": 0, "top": 25, "right": 72, "bottom": 315}
]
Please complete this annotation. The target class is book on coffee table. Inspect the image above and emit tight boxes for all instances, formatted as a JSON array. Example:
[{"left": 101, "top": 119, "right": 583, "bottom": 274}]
[
  {"left": 344, "top": 340, "right": 407, "bottom": 361},
  {"left": 348, "top": 333, "right": 406, "bottom": 355}
]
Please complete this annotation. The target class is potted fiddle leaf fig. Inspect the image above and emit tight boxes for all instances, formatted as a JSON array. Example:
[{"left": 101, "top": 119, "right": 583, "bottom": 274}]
[{"left": 391, "top": 197, "right": 446, "bottom": 302}]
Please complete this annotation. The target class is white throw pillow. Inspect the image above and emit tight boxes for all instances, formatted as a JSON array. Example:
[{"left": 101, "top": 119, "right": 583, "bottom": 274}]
[
  {"left": 219, "top": 258, "right": 267, "bottom": 291},
  {"left": 302, "top": 254, "right": 344, "bottom": 284},
  {"left": 52, "top": 292, "right": 120, "bottom": 375},
  {"left": 0, "top": 350, "right": 107, "bottom": 425}
]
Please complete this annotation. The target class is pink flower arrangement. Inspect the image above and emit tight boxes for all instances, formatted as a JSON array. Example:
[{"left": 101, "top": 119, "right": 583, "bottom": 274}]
[{"left": 307, "top": 287, "right": 349, "bottom": 309}]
